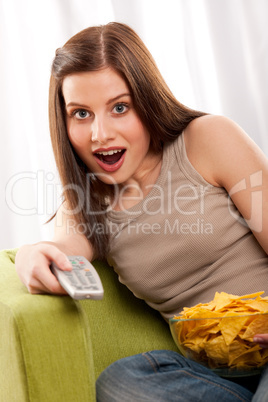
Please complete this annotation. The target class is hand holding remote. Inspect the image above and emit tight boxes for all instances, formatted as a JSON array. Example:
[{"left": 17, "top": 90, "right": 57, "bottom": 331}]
[{"left": 51, "top": 256, "right": 104, "bottom": 300}]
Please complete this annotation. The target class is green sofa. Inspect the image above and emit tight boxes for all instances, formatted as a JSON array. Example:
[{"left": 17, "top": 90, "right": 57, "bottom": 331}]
[{"left": 0, "top": 248, "right": 177, "bottom": 401}]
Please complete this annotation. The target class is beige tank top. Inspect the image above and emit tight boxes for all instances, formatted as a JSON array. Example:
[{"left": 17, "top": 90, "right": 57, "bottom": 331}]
[{"left": 106, "top": 134, "right": 268, "bottom": 320}]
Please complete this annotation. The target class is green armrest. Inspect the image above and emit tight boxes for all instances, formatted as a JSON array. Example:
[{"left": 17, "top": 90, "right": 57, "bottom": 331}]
[{"left": 0, "top": 249, "right": 177, "bottom": 401}]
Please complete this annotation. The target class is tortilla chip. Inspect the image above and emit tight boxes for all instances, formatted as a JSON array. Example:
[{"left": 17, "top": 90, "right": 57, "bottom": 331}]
[{"left": 172, "top": 291, "right": 268, "bottom": 370}]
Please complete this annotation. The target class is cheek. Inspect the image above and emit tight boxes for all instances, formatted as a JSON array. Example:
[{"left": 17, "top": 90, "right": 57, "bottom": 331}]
[
  {"left": 125, "top": 117, "right": 150, "bottom": 146},
  {"left": 67, "top": 121, "right": 90, "bottom": 148},
  {"left": 137, "top": 126, "right": 151, "bottom": 151}
]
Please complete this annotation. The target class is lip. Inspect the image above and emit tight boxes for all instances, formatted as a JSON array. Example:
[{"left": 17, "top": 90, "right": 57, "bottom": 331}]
[{"left": 93, "top": 149, "right": 126, "bottom": 172}]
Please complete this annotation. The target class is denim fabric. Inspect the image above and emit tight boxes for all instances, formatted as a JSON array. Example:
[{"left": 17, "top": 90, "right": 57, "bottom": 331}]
[{"left": 96, "top": 350, "right": 268, "bottom": 402}]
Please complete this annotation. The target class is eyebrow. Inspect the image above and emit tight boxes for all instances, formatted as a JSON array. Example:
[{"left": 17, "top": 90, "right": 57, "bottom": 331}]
[
  {"left": 66, "top": 93, "right": 131, "bottom": 108},
  {"left": 106, "top": 93, "right": 131, "bottom": 105}
]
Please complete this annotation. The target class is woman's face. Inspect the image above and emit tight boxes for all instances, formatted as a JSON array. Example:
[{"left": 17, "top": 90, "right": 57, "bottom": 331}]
[{"left": 62, "top": 68, "right": 155, "bottom": 186}]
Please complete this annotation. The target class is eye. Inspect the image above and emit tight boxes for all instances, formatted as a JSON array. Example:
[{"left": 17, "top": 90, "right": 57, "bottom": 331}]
[
  {"left": 113, "top": 103, "right": 128, "bottom": 114},
  {"left": 74, "top": 109, "right": 90, "bottom": 120}
]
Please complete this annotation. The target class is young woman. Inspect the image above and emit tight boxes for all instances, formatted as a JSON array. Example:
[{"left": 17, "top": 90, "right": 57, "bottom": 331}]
[{"left": 15, "top": 22, "right": 268, "bottom": 401}]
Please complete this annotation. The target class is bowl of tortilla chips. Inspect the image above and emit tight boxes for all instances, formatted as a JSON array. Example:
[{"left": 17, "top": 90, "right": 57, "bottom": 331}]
[{"left": 169, "top": 291, "right": 268, "bottom": 377}]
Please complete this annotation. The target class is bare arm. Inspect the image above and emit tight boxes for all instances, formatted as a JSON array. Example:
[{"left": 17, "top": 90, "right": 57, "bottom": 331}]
[
  {"left": 184, "top": 115, "right": 268, "bottom": 254},
  {"left": 185, "top": 115, "right": 268, "bottom": 347},
  {"left": 15, "top": 202, "right": 95, "bottom": 294}
]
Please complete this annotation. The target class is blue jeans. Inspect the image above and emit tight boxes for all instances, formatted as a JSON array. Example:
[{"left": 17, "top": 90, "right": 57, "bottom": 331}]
[{"left": 96, "top": 350, "right": 268, "bottom": 401}]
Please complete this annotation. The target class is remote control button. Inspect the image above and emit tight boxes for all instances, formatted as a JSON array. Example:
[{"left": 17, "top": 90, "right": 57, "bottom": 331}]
[
  {"left": 88, "top": 277, "right": 97, "bottom": 284},
  {"left": 68, "top": 277, "right": 78, "bottom": 286},
  {"left": 53, "top": 256, "right": 104, "bottom": 299},
  {"left": 74, "top": 272, "right": 87, "bottom": 285}
]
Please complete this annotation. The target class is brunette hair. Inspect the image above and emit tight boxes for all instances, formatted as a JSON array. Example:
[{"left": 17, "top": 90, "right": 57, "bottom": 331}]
[{"left": 49, "top": 22, "right": 206, "bottom": 259}]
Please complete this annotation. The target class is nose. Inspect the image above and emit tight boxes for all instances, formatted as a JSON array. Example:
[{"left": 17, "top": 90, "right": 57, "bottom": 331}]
[{"left": 91, "top": 115, "right": 112, "bottom": 144}]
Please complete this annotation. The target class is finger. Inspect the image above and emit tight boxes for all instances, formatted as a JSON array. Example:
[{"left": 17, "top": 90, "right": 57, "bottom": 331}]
[
  {"left": 28, "top": 246, "right": 71, "bottom": 293},
  {"left": 39, "top": 244, "right": 73, "bottom": 271},
  {"left": 253, "top": 334, "right": 268, "bottom": 348},
  {"left": 33, "top": 259, "right": 68, "bottom": 294},
  {"left": 27, "top": 273, "right": 68, "bottom": 295}
]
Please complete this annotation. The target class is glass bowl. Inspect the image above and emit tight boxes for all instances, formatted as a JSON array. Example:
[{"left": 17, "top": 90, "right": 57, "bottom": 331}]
[{"left": 169, "top": 313, "right": 268, "bottom": 377}]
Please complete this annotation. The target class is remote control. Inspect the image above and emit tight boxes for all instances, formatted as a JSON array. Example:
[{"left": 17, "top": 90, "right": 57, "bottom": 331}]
[{"left": 51, "top": 256, "right": 104, "bottom": 300}]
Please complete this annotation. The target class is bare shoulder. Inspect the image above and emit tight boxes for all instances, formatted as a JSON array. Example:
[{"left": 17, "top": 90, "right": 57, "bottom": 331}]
[
  {"left": 183, "top": 114, "right": 266, "bottom": 188},
  {"left": 184, "top": 114, "right": 252, "bottom": 155},
  {"left": 183, "top": 115, "right": 268, "bottom": 254}
]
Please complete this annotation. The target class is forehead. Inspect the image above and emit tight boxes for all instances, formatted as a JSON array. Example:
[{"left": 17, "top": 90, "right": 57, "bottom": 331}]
[{"left": 62, "top": 68, "right": 130, "bottom": 103}]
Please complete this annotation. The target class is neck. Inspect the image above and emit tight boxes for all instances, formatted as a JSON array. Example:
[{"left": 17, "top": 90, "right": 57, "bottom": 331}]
[{"left": 113, "top": 151, "right": 162, "bottom": 211}]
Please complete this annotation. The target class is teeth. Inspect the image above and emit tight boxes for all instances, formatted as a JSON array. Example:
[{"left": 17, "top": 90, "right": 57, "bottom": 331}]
[{"left": 96, "top": 149, "right": 122, "bottom": 156}]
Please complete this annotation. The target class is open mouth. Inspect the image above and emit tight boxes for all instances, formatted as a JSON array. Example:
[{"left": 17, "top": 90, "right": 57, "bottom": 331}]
[{"left": 94, "top": 149, "right": 126, "bottom": 165}]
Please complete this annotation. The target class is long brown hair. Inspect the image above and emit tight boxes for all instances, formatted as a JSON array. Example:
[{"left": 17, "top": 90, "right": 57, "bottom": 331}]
[{"left": 49, "top": 22, "right": 206, "bottom": 259}]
